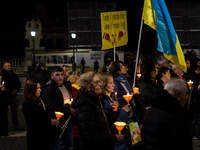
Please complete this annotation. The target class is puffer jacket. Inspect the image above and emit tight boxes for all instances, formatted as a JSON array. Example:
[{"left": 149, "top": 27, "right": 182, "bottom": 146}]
[
  {"left": 112, "top": 75, "right": 132, "bottom": 107},
  {"left": 71, "top": 90, "right": 119, "bottom": 150}
]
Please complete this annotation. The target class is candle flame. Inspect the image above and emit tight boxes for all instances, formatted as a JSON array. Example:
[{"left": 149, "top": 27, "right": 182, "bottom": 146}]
[
  {"left": 71, "top": 98, "right": 73, "bottom": 102},
  {"left": 127, "top": 93, "right": 129, "bottom": 96}
]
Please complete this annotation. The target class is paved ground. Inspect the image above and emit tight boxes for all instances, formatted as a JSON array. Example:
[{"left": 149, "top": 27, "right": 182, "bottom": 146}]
[{"left": 0, "top": 76, "right": 200, "bottom": 150}]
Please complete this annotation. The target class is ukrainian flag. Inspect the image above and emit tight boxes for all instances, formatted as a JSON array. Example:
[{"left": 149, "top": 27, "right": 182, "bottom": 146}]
[{"left": 142, "top": 0, "right": 187, "bottom": 72}]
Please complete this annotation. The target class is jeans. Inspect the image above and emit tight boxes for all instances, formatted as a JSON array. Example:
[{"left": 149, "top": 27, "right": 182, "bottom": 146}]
[{"left": 54, "top": 122, "right": 74, "bottom": 150}]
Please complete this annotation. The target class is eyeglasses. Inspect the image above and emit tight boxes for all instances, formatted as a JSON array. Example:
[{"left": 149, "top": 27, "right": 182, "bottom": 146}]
[{"left": 92, "top": 80, "right": 103, "bottom": 86}]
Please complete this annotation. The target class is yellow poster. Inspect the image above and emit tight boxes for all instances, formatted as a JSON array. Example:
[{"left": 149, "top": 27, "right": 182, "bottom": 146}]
[{"left": 101, "top": 11, "right": 128, "bottom": 50}]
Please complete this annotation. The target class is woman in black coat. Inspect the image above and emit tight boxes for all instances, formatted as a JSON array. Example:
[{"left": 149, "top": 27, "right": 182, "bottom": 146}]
[
  {"left": 142, "top": 78, "right": 193, "bottom": 150},
  {"left": 22, "top": 79, "right": 59, "bottom": 150},
  {"left": 71, "top": 71, "right": 123, "bottom": 150}
]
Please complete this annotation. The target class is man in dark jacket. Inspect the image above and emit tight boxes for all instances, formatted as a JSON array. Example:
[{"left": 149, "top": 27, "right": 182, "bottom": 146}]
[
  {"left": 142, "top": 78, "right": 193, "bottom": 150},
  {"left": 43, "top": 66, "right": 75, "bottom": 150},
  {"left": 2, "top": 62, "right": 21, "bottom": 130}
]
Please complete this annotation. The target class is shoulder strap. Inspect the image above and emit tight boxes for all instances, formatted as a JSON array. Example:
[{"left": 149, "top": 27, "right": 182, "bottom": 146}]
[
  {"left": 120, "top": 82, "right": 129, "bottom": 93},
  {"left": 39, "top": 97, "right": 46, "bottom": 110}
]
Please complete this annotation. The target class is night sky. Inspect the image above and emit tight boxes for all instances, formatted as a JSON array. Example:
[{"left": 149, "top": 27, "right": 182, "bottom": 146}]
[{"left": 0, "top": 0, "right": 193, "bottom": 58}]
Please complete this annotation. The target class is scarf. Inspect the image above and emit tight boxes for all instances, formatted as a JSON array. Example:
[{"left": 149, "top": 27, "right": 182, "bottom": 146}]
[
  {"left": 71, "top": 83, "right": 80, "bottom": 90},
  {"left": 115, "top": 75, "right": 132, "bottom": 93},
  {"left": 105, "top": 91, "right": 113, "bottom": 102}
]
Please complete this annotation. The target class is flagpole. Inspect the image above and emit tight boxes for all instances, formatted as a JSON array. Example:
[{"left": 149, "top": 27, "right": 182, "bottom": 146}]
[
  {"left": 114, "top": 47, "right": 116, "bottom": 62},
  {"left": 133, "top": 19, "right": 143, "bottom": 88}
]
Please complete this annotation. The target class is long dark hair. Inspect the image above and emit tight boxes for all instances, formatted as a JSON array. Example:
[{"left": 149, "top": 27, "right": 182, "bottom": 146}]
[
  {"left": 109, "top": 61, "right": 124, "bottom": 78},
  {"left": 141, "top": 63, "right": 155, "bottom": 80}
]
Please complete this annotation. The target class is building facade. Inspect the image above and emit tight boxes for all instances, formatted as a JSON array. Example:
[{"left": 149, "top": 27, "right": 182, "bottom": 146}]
[{"left": 67, "top": 1, "right": 116, "bottom": 50}]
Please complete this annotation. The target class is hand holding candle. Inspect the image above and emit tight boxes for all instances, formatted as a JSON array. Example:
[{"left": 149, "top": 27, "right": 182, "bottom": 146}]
[
  {"left": 123, "top": 92, "right": 133, "bottom": 104},
  {"left": 133, "top": 87, "right": 139, "bottom": 93},
  {"left": 114, "top": 121, "right": 126, "bottom": 134}
]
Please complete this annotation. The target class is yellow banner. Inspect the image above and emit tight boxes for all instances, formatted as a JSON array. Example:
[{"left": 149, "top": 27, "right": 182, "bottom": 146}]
[{"left": 101, "top": 11, "right": 128, "bottom": 50}]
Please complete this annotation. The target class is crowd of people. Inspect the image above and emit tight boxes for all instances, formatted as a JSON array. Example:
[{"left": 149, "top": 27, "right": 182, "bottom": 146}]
[{"left": 1, "top": 50, "right": 200, "bottom": 150}]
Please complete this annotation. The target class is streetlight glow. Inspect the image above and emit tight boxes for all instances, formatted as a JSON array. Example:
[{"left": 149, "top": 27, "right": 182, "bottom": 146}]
[
  {"left": 31, "top": 31, "right": 36, "bottom": 37},
  {"left": 71, "top": 33, "right": 76, "bottom": 39}
]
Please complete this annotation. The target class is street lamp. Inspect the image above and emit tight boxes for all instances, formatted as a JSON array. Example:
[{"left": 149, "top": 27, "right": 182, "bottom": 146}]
[
  {"left": 31, "top": 31, "right": 36, "bottom": 70},
  {"left": 71, "top": 33, "right": 76, "bottom": 72}
]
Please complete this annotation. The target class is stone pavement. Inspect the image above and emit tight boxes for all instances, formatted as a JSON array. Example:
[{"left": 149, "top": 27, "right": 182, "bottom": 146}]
[{"left": 0, "top": 76, "right": 200, "bottom": 150}]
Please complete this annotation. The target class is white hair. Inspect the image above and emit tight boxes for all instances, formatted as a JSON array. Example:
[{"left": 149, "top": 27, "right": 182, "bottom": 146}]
[
  {"left": 157, "top": 55, "right": 167, "bottom": 66},
  {"left": 164, "top": 78, "right": 186, "bottom": 97},
  {"left": 171, "top": 64, "right": 178, "bottom": 71}
]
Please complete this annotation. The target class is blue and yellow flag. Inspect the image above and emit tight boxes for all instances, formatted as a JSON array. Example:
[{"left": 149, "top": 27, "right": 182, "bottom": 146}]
[{"left": 142, "top": 0, "right": 186, "bottom": 72}]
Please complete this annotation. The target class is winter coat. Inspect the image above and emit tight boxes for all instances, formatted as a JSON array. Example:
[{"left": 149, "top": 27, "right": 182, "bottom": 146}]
[
  {"left": 103, "top": 93, "right": 129, "bottom": 150},
  {"left": 43, "top": 79, "right": 73, "bottom": 124},
  {"left": 22, "top": 98, "right": 53, "bottom": 150},
  {"left": 71, "top": 90, "right": 119, "bottom": 150},
  {"left": 1, "top": 69, "right": 21, "bottom": 97},
  {"left": 142, "top": 90, "right": 193, "bottom": 150},
  {"left": 112, "top": 75, "right": 132, "bottom": 107}
]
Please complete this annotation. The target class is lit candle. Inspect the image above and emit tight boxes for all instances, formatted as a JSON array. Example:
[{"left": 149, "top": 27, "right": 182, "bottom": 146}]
[
  {"left": 187, "top": 79, "right": 193, "bottom": 89},
  {"left": 55, "top": 111, "right": 64, "bottom": 120},
  {"left": 133, "top": 87, "right": 139, "bottom": 93},
  {"left": 123, "top": 92, "right": 133, "bottom": 104},
  {"left": 2, "top": 81, "right": 5, "bottom": 87},
  {"left": 137, "top": 74, "right": 141, "bottom": 79},
  {"left": 115, "top": 92, "right": 117, "bottom": 97},
  {"left": 68, "top": 98, "right": 73, "bottom": 106},
  {"left": 114, "top": 121, "right": 126, "bottom": 134}
]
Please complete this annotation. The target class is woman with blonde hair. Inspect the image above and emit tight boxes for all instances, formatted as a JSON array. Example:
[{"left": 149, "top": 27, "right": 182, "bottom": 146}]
[
  {"left": 99, "top": 72, "right": 131, "bottom": 150},
  {"left": 71, "top": 71, "right": 124, "bottom": 150},
  {"left": 69, "top": 73, "right": 81, "bottom": 97}
]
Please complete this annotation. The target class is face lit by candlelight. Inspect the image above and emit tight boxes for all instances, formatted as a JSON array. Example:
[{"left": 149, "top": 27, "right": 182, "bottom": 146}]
[
  {"left": 35, "top": 83, "right": 41, "bottom": 98},
  {"left": 105, "top": 77, "right": 115, "bottom": 93}
]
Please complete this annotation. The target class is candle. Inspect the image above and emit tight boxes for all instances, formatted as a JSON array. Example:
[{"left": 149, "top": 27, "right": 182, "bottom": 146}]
[
  {"left": 55, "top": 111, "right": 64, "bottom": 120},
  {"left": 137, "top": 74, "right": 141, "bottom": 79},
  {"left": 123, "top": 92, "right": 133, "bottom": 104},
  {"left": 2, "top": 81, "right": 5, "bottom": 87},
  {"left": 68, "top": 98, "right": 73, "bottom": 106},
  {"left": 114, "top": 121, "right": 126, "bottom": 134},
  {"left": 187, "top": 79, "right": 193, "bottom": 89},
  {"left": 133, "top": 87, "right": 139, "bottom": 93},
  {"left": 114, "top": 92, "right": 118, "bottom": 101},
  {"left": 115, "top": 92, "right": 117, "bottom": 97}
]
